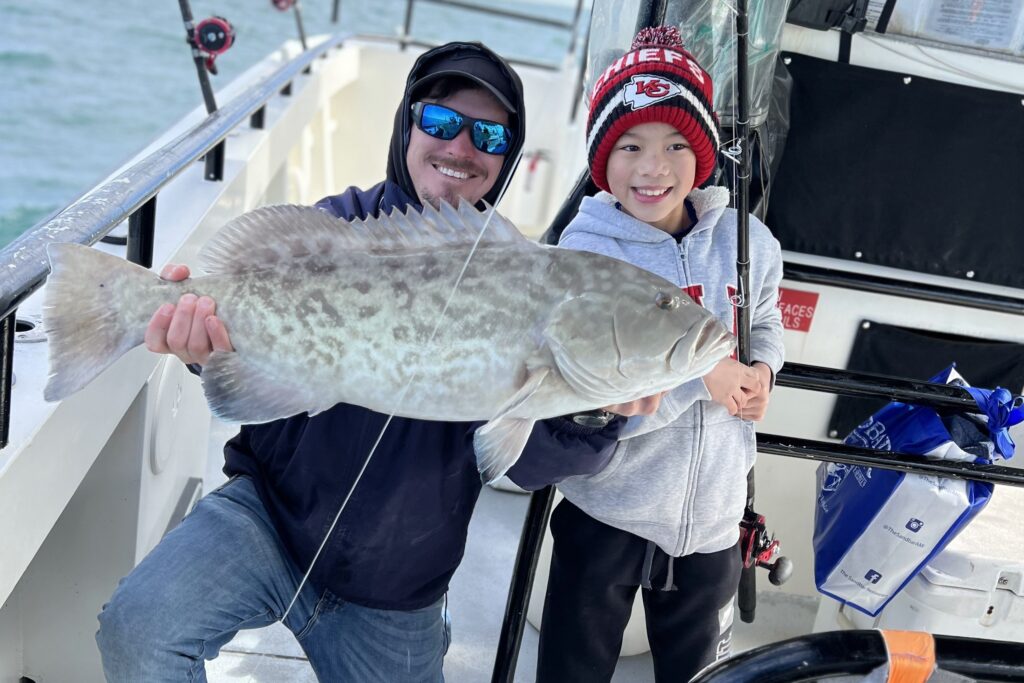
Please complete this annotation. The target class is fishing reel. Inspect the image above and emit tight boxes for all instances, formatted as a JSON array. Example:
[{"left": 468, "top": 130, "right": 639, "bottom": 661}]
[
  {"left": 271, "top": 0, "right": 297, "bottom": 10},
  {"left": 739, "top": 508, "right": 792, "bottom": 586},
  {"left": 191, "top": 16, "right": 235, "bottom": 75}
]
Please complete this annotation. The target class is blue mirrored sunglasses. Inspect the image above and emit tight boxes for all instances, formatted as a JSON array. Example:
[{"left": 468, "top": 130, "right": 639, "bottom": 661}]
[{"left": 411, "top": 102, "right": 512, "bottom": 155}]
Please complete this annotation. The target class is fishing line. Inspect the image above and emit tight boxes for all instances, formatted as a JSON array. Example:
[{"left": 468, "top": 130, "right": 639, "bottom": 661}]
[{"left": 244, "top": 148, "right": 523, "bottom": 680}]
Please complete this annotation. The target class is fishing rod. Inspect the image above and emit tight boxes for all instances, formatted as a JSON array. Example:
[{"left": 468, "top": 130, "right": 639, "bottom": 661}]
[
  {"left": 732, "top": 0, "right": 764, "bottom": 626},
  {"left": 176, "top": 0, "right": 235, "bottom": 182},
  {"left": 272, "top": 0, "right": 309, "bottom": 53}
]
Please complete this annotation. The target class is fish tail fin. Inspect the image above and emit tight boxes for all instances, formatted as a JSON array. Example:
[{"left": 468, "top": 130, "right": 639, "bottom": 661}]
[{"left": 42, "top": 243, "right": 161, "bottom": 401}]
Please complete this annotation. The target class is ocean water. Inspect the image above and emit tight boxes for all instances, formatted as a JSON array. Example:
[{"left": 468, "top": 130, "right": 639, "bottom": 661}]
[{"left": 0, "top": 0, "right": 579, "bottom": 247}]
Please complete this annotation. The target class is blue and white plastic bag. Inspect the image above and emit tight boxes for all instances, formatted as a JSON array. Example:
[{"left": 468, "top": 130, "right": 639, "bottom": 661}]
[{"left": 813, "top": 365, "right": 1024, "bottom": 616}]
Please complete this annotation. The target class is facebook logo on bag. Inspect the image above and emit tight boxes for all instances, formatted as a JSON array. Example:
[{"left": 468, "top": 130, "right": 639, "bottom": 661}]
[
  {"left": 865, "top": 570, "right": 882, "bottom": 584},
  {"left": 906, "top": 518, "right": 924, "bottom": 532}
]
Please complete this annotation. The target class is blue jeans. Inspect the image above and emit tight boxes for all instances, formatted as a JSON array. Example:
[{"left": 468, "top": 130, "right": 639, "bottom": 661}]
[{"left": 96, "top": 476, "right": 449, "bottom": 682}]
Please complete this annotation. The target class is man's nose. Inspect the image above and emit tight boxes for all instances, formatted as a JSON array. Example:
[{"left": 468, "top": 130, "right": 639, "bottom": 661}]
[{"left": 445, "top": 127, "right": 478, "bottom": 157}]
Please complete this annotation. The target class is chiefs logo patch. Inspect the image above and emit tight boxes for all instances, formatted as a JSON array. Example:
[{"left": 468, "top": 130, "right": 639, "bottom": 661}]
[{"left": 623, "top": 74, "right": 682, "bottom": 110}]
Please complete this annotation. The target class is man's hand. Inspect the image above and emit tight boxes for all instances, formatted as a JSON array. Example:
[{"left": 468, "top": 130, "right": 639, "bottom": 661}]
[
  {"left": 703, "top": 358, "right": 761, "bottom": 416},
  {"left": 143, "top": 264, "right": 233, "bottom": 367},
  {"left": 738, "top": 362, "right": 773, "bottom": 422},
  {"left": 604, "top": 391, "right": 667, "bottom": 417}
]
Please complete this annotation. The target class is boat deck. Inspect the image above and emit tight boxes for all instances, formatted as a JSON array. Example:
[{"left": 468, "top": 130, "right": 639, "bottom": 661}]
[{"left": 199, "top": 420, "right": 817, "bottom": 681}]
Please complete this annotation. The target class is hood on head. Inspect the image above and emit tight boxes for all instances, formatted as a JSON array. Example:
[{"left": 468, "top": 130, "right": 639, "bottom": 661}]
[{"left": 386, "top": 42, "right": 526, "bottom": 209}]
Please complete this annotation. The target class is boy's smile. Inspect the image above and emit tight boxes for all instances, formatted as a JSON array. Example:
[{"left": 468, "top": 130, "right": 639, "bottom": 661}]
[{"left": 605, "top": 122, "right": 698, "bottom": 235}]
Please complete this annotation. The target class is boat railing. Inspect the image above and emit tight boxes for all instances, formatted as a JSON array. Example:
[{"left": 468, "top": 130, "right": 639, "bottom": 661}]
[
  {"left": 783, "top": 262, "right": 1024, "bottom": 317},
  {"left": 398, "top": 0, "right": 586, "bottom": 68},
  {"left": 0, "top": 32, "right": 349, "bottom": 448}
]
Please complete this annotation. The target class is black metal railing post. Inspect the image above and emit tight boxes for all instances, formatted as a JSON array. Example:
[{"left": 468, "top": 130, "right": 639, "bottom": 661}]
[
  {"left": 782, "top": 262, "right": 1024, "bottom": 316},
  {"left": 775, "top": 363, "right": 980, "bottom": 411},
  {"left": 331, "top": 0, "right": 341, "bottom": 24},
  {"left": 205, "top": 140, "right": 225, "bottom": 181},
  {"left": 127, "top": 197, "right": 158, "bottom": 268},
  {"left": 401, "top": 0, "right": 415, "bottom": 50},
  {"left": 0, "top": 311, "right": 14, "bottom": 449},
  {"left": 491, "top": 486, "right": 556, "bottom": 683},
  {"left": 250, "top": 106, "right": 266, "bottom": 129}
]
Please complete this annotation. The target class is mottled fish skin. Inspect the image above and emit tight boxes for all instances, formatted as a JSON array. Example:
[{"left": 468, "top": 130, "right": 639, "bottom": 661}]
[{"left": 43, "top": 202, "right": 734, "bottom": 479}]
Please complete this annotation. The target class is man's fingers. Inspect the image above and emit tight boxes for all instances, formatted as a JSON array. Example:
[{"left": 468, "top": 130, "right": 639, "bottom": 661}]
[
  {"left": 186, "top": 296, "right": 216, "bottom": 363},
  {"left": 159, "top": 263, "right": 191, "bottom": 282},
  {"left": 144, "top": 304, "right": 175, "bottom": 353},
  {"left": 206, "top": 316, "right": 234, "bottom": 353},
  {"left": 166, "top": 294, "right": 198, "bottom": 361}
]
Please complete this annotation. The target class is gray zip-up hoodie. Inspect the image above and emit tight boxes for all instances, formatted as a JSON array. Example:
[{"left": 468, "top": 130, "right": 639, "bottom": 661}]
[{"left": 557, "top": 187, "right": 785, "bottom": 557}]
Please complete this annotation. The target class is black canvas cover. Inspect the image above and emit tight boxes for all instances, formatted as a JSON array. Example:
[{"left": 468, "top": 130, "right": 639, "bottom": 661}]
[
  {"left": 787, "top": 0, "right": 865, "bottom": 31},
  {"left": 766, "top": 54, "right": 1024, "bottom": 290},
  {"left": 828, "top": 321, "right": 1024, "bottom": 438}
]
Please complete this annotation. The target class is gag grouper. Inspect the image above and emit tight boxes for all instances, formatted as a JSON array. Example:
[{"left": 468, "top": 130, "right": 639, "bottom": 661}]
[{"left": 43, "top": 201, "right": 734, "bottom": 482}]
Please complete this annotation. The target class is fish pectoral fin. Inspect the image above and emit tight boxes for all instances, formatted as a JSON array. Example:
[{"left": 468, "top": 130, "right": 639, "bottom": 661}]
[
  {"left": 202, "top": 351, "right": 326, "bottom": 423},
  {"left": 473, "top": 367, "right": 550, "bottom": 484},
  {"left": 474, "top": 417, "right": 537, "bottom": 486}
]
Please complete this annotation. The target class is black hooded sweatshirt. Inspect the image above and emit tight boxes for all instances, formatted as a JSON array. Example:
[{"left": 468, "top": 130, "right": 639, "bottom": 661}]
[{"left": 222, "top": 43, "right": 622, "bottom": 610}]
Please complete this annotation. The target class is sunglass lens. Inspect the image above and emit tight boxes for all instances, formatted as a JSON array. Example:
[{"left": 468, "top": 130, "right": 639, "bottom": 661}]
[
  {"left": 473, "top": 121, "right": 510, "bottom": 155},
  {"left": 419, "top": 104, "right": 463, "bottom": 140}
]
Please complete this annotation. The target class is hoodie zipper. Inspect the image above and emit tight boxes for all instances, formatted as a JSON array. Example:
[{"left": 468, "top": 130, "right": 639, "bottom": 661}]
[{"left": 677, "top": 236, "right": 705, "bottom": 556}]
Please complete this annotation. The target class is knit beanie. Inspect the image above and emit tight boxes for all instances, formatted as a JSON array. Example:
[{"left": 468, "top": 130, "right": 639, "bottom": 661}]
[{"left": 586, "top": 26, "right": 720, "bottom": 192}]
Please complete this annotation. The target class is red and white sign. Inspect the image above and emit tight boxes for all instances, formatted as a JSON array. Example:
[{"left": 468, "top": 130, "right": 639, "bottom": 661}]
[{"left": 777, "top": 288, "right": 819, "bottom": 332}]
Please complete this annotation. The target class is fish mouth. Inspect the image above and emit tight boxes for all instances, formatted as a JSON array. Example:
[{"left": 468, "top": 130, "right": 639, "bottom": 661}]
[{"left": 669, "top": 321, "right": 734, "bottom": 372}]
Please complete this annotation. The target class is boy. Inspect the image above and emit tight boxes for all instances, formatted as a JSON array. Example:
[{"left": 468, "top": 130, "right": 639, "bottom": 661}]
[{"left": 536, "top": 26, "right": 785, "bottom": 683}]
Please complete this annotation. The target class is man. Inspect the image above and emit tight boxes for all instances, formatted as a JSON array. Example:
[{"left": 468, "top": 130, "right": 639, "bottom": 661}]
[{"left": 96, "top": 42, "right": 644, "bottom": 682}]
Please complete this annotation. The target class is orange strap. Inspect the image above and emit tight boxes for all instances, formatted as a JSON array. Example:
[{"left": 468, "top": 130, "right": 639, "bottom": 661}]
[{"left": 880, "top": 630, "right": 936, "bottom": 683}]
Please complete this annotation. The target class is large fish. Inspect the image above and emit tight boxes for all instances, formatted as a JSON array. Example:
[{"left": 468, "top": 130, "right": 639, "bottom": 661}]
[{"left": 43, "top": 201, "right": 734, "bottom": 482}]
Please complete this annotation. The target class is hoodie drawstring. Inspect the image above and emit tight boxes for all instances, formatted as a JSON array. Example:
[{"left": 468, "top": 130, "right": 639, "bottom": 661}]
[{"left": 641, "top": 540, "right": 679, "bottom": 591}]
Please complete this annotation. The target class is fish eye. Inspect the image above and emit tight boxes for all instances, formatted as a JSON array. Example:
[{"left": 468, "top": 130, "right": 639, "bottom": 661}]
[{"left": 655, "top": 292, "right": 679, "bottom": 310}]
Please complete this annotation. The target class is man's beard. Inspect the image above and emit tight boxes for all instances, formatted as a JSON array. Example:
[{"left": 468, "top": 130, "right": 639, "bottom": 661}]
[{"left": 421, "top": 188, "right": 467, "bottom": 209}]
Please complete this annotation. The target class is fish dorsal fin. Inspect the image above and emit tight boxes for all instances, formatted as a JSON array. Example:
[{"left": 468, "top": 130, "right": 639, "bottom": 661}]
[{"left": 199, "top": 200, "right": 527, "bottom": 275}]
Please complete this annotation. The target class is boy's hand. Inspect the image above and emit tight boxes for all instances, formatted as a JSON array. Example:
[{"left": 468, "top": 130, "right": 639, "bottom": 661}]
[
  {"left": 703, "top": 359, "right": 760, "bottom": 416},
  {"left": 739, "top": 362, "right": 773, "bottom": 422},
  {"left": 604, "top": 391, "right": 666, "bottom": 417},
  {"left": 144, "top": 263, "right": 233, "bottom": 367}
]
